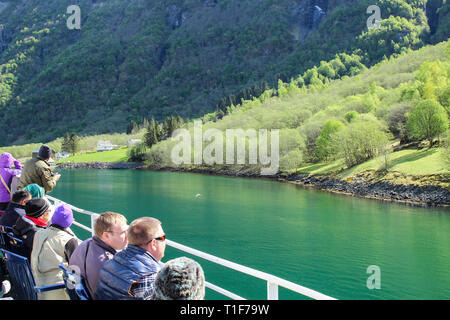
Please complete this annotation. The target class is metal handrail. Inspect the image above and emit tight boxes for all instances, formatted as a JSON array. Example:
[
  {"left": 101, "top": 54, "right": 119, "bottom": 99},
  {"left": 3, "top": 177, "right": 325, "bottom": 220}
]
[{"left": 46, "top": 195, "right": 336, "bottom": 300}]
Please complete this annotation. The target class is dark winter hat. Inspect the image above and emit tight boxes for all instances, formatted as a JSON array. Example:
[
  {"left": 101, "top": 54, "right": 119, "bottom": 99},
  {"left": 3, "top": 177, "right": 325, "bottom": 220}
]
[
  {"left": 25, "top": 198, "right": 49, "bottom": 218},
  {"left": 52, "top": 204, "right": 73, "bottom": 229},
  {"left": 38, "top": 145, "right": 52, "bottom": 160},
  {"left": 151, "top": 257, "right": 205, "bottom": 300}
]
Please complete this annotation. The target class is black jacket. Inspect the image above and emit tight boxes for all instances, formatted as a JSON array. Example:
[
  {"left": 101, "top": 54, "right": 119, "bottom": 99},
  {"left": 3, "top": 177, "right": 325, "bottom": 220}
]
[
  {"left": 0, "top": 203, "right": 26, "bottom": 228},
  {"left": 12, "top": 216, "right": 45, "bottom": 259}
]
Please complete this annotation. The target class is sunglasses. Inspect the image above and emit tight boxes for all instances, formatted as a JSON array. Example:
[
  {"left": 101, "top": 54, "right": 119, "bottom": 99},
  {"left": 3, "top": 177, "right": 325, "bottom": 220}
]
[
  {"left": 154, "top": 235, "right": 166, "bottom": 242},
  {"left": 146, "top": 235, "right": 166, "bottom": 244}
]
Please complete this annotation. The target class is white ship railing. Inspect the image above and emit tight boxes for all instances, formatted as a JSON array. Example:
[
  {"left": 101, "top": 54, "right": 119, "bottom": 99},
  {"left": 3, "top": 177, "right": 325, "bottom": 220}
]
[{"left": 46, "top": 195, "right": 337, "bottom": 300}]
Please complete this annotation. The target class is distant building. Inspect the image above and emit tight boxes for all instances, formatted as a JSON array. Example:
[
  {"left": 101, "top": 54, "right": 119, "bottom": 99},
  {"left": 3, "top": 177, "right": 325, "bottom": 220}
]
[
  {"left": 56, "top": 151, "right": 70, "bottom": 160},
  {"left": 127, "top": 139, "right": 142, "bottom": 147},
  {"left": 97, "top": 140, "right": 119, "bottom": 152}
]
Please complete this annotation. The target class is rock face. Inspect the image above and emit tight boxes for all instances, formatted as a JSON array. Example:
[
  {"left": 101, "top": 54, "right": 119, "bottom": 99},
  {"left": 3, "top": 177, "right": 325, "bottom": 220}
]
[
  {"left": 288, "top": 0, "right": 330, "bottom": 41},
  {"left": 166, "top": 4, "right": 184, "bottom": 29}
]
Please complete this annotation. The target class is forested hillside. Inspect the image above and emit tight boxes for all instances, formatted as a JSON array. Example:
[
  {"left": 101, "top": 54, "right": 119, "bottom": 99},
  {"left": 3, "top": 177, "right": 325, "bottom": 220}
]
[
  {"left": 146, "top": 40, "right": 449, "bottom": 177},
  {"left": 0, "top": 0, "right": 448, "bottom": 146}
]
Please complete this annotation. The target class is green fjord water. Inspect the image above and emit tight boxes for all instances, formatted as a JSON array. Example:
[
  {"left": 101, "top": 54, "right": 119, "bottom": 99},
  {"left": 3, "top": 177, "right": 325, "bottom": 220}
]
[{"left": 51, "top": 170, "right": 450, "bottom": 300}]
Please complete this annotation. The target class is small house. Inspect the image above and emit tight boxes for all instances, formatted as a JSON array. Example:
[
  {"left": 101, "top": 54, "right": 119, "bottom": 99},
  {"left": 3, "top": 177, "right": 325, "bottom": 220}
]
[
  {"left": 56, "top": 151, "right": 70, "bottom": 160},
  {"left": 97, "top": 140, "right": 119, "bottom": 152}
]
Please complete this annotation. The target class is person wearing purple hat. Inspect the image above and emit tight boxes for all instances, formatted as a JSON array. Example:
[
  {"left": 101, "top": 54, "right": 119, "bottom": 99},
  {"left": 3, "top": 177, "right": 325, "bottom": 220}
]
[
  {"left": 51, "top": 203, "right": 74, "bottom": 229},
  {"left": 30, "top": 204, "right": 80, "bottom": 300}
]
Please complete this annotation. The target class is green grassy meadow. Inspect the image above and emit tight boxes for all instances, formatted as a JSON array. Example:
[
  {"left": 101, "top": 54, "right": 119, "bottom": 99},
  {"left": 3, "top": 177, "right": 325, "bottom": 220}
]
[{"left": 56, "top": 147, "right": 129, "bottom": 164}]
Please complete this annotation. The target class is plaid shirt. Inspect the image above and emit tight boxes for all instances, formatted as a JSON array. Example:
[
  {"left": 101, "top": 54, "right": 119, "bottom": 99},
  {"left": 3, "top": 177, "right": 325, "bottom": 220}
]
[{"left": 128, "top": 252, "right": 161, "bottom": 300}]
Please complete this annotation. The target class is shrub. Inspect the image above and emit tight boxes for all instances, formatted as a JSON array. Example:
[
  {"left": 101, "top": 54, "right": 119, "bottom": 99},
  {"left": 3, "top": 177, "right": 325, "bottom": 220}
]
[
  {"left": 344, "top": 111, "right": 359, "bottom": 123},
  {"left": 387, "top": 103, "right": 413, "bottom": 140},
  {"left": 315, "top": 120, "right": 345, "bottom": 161},
  {"left": 406, "top": 99, "right": 449, "bottom": 146},
  {"left": 329, "top": 117, "right": 391, "bottom": 168},
  {"left": 127, "top": 143, "right": 147, "bottom": 162}
]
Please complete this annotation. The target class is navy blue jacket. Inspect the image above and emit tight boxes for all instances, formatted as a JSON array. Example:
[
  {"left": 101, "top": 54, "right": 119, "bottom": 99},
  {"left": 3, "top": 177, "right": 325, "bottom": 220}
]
[
  {"left": 0, "top": 203, "right": 26, "bottom": 228},
  {"left": 97, "top": 245, "right": 160, "bottom": 300}
]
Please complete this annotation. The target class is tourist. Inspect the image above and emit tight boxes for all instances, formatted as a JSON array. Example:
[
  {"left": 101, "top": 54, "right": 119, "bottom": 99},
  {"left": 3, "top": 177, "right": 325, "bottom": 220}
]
[
  {"left": 12, "top": 198, "right": 52, "bottom": 259},
  {"left": 151, "top": 257, "right": 205, "bottom": 300},
  {"left": 31, "top": 204, "right": 79, "bottom": 300},
  {"left": 17, "top": 145, "right": 60, "bottom": 193},
  {"left": 0, "top": 190, "right": 32, "bottom": 228},
  {"left": 69, "top": 211, "right": 128, "bottom": 299},
  {"left": 22, "top": 184, "right": 45, "bottom": 199},
  {"left": 97, "top": 217, "right": 166, "bottom": 300},
  {"left": 0, "top": 152, "right": 22, "bottom": 211}
]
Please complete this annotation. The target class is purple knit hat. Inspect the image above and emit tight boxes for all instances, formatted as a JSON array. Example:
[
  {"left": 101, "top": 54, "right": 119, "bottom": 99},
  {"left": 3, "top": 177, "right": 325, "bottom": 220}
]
[{"left": 52, "top": 204, "right": 74, "bottom": 228}]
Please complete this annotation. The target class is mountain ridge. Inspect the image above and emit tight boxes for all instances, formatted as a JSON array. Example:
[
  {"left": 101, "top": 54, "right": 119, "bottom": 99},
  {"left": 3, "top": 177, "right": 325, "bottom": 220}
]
[{"left": 0, "top": 0, "right": 448, "bottom": 146}]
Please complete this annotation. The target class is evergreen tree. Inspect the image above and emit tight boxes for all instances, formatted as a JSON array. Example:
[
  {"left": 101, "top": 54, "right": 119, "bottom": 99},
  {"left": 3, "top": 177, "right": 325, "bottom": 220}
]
[
  {"left": 163, "top": 116, "right": 178, "bottom": 137},
  {"left": 141, "top": 118, "right": 149, "bottom": 131},
  {"left": 144, "top": 118, "right": 159, "bottom": 148},
  {"left": 131, "top": 121, "right": 139, "bottom": 134},
  {"left": 69, "top": 133, "right": 80, "bottom": 156},
  {"left": 61, "top": 132, "right": 70, "bottom": 153},
  {"left": 176, "top": 115, "right": 184, "bottom": 128},
  {"left": 126, "top": 120, "right": 137, "bottom": 134},
  {"left": 156, "top": 121, "right": 164, "bottom": 140},
  {"left": 215, "top": 108, "right": 225, "bottom": 120}
]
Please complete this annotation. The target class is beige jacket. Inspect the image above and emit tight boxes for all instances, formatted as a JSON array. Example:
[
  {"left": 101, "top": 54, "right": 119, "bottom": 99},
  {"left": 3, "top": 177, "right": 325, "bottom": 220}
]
[{"left": 31, "top": 226, "right": 78, "bottom": 300}]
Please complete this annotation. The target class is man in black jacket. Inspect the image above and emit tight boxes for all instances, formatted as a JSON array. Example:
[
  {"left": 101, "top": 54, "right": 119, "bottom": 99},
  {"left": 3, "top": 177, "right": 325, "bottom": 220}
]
[
  {"left": 12, "top": 198, "right": 51, "bottom": 259},
  {"left": 0, "top": 190, "right": 31, "bottom": 228}
]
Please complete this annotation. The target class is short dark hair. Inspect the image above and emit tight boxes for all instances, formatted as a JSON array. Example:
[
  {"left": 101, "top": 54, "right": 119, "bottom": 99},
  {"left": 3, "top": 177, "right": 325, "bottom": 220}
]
[{"left": 12, "top": 190, "right": 31, "bottom": 204}]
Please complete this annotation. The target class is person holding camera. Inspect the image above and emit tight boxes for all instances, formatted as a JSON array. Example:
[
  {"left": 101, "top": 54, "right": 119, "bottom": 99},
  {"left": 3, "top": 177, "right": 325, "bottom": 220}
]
[{"left": 18, "top": 145, "right": 61, "bottom": 194}]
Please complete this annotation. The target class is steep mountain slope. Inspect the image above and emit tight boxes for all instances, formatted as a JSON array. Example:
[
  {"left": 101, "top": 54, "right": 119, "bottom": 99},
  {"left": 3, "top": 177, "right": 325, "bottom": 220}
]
[{"left": 0, "top": 0, "right": 447, "bottom": 146}]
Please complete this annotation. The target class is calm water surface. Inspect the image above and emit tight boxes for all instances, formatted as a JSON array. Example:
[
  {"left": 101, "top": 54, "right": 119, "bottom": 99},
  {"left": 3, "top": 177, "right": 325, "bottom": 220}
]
[{"left": 51, "top": 170, "right": 450, "bottom": 300}]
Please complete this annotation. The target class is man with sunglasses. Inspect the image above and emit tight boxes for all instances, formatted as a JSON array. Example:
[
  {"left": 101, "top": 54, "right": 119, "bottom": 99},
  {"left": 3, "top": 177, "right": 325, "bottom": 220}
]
[{"left": 97, "top": 217, "right": 166, "bottom": 300}]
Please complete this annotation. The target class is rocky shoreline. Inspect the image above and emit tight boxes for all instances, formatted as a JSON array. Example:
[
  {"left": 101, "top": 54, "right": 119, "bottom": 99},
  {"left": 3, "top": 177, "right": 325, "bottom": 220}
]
[
  {"left": 284, "top": 173, "right": 450, "bottom": 208},
  {"left": 56, "top": 162, "right": 450, "bottom": 208},
  {"left": 150, "top": 166, "right": 450, "bottom": 208},
  {"left": 56, "top": 162, "right": 145, "bottom": 170}
]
